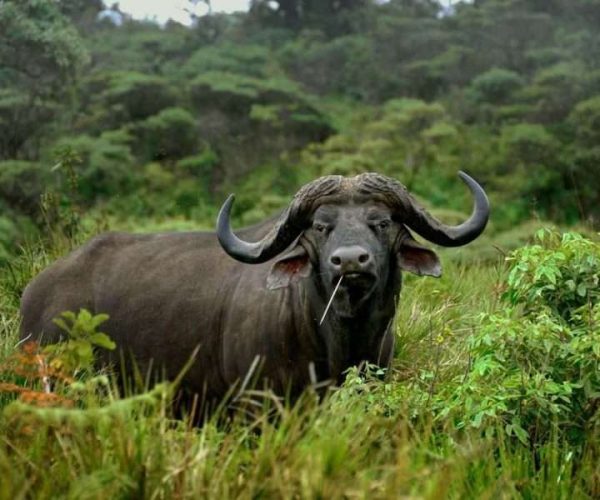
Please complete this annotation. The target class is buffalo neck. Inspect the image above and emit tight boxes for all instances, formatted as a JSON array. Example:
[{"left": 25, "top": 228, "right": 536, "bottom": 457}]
[{"left": 303, "top": 270, "right": 400, "bottom": 383}]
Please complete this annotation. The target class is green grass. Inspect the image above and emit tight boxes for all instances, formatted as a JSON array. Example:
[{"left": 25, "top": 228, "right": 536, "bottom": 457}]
[{"left": 0, "top": 234, "right": 598, "bottom": 499}]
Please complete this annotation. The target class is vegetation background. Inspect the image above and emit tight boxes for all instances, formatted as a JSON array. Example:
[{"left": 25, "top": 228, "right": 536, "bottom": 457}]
[{"left": 0, "top": 0, "right": 598, "bottom": 498}]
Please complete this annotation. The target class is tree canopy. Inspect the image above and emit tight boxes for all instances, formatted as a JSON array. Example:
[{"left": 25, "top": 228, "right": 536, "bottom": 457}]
[{"left": 0, "top": 0, "right": 599, "bottom": 252}]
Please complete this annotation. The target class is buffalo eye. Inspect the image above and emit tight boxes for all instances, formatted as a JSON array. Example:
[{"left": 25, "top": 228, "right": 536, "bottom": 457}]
[
  {"left": 374, "top": 220, "right": 391, "bottom": 231},
  {"left": 313, "top": 222, "right": 328, "bottom": 233}
]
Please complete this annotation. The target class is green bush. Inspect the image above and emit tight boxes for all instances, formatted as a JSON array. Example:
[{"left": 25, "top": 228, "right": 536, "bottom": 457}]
[
  {"left": 280, "top": 34, "right": 379, "bottom": 100},
  {"left": 189, "top": 71, "right": 333, "bottom": 183},
  {"left": 0, "top": 161, "right": 50, "bottom": 214},
  {"left": 81, "top": 71, "right": 176, "bottom": 130},
  {"left": 176, "top": 150, "right": 219, "bottom": 178},
  {"left": 569, "top": 96, "right": 600, "bottom": 147},
  {"left": 100, "top": 72, "right": 175, "bottom": 121},
  {"left": 570, "top": 146, "right": 600, "bottom": 223},
  {"left": 51, "top": 134, "right": 137, "bottom": 202},
  {"left": 494, "top": 123, "right": 565, "bottom": 220},
  {"left": 179, "top": 44, "right": 271, "bottom": 79},
  {"left": 523, "top": 62, "right": 586, "bottom": 122},
  {"left": 130, "top": 107, "right": 198, "bottom": 161},
  {"left": 468, "top": 68, "right": 524, "bottom": 105},
  {"left": 0, "top": 216, "right": 16, "bottom": 260},
  {"left": 500, "top": 123, "right": 556, "bottom": 164},
  {"left": 189, "top": 71, "right": 306, "bottom": 114},
  {"left": 176, "top": 149, "right": 219, "bottom": 195},
  {"left": 437, "top": 230, "right": 600, "bottom": 446}
]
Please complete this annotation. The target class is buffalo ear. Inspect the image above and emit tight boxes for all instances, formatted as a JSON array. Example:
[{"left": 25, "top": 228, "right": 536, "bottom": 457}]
[
  {"left": 267, "top": 244, "right": 312, "bottom": 290},
  {"left": 397, "top": 237, "right": 442, "bottom": 278}
]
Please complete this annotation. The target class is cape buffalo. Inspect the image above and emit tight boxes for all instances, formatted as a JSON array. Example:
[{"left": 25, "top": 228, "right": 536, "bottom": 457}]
[{"left": 20, "top": 172, "right": 489, "bottom": 404}]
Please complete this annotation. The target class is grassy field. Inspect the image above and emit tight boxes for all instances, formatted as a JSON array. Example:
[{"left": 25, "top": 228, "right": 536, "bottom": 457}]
[{"left": 0, "top": 228, "right": 598, "bottom": 499}]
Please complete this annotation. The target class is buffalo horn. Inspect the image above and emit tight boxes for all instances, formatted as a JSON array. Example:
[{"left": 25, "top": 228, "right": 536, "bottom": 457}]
[
  {"left": 217, "top": 176, "right": 342, "bottom": 263},
  {"left": 216, "top": 196, "right": 300, "bottom": 264},
  {"left": 393, "top": 171, "right": 489, "bottom": 247}
]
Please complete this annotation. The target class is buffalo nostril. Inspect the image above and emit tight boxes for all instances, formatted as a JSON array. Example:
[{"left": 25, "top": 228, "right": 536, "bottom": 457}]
[{"left": 330, "top": 246, "right": 371, "bottom": 269}]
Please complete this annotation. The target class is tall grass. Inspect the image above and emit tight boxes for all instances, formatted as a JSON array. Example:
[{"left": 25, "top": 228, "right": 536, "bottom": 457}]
[{"left": 0, "top": 235, "right": 597, "bottom": 499}]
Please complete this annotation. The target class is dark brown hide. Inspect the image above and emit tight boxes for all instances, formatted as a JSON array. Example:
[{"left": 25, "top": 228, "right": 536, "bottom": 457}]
[{"left": 20, "top": 172, "right": 489, "bottom": 408}]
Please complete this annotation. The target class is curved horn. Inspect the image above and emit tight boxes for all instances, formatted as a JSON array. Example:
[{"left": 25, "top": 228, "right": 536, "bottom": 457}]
[
  {"left": 216, "top": 175, "right": 343, "bottom": 264},
  {"left": 357, "top": 171, "right": 489, "bottom": 247},
  {"left": 405, "top": 171, "right": 490, "bottom": 247},
  {"left": 405, "top": 171, "right": 489, "bottom": 247},
  {"left": 216, "top": 195, "right": 301, "bottom": 264}
]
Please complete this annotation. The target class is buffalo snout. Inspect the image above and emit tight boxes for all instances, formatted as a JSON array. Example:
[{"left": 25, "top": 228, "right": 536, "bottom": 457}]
[{"left": 329, "top": 245, "right": 372, "bottom": 274}]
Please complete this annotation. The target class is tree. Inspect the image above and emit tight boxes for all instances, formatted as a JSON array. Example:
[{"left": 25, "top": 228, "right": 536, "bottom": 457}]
[
  {"left": 467, "top": 68, "right": 524, "bottom": 105},
  {"left": 129, "top": 107, "right": 198, "bottom": 161},
  {"left": 57, "top": 0, "right": 104, "bottom": 32},
  {"left": 249, "top": 0, "right": 369, "bottom": 36},
  {"left": 78, "top": 71, "right": 176, "bottom": 132},
  {"left": 0, "top": 0, "right": 89, "bottom": 159}
]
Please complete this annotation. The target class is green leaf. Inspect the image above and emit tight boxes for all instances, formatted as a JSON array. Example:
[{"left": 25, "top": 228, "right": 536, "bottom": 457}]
[
  {"left": 472, "top": 412, "right": 484, "bottom": 429},
  {"left": 52, "top": 317, "right": 70, "bottom": 333},
  {"left": 513, "top": 424, "right": 529, "bottom": 445},
  {"left": 88, "top": 333, "right": 116, "bottom": 350}
]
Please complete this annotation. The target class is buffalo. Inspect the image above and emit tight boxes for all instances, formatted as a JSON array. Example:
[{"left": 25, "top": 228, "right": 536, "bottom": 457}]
[{"left": 20, "top": 172, "right": 489, "bottom": 406}]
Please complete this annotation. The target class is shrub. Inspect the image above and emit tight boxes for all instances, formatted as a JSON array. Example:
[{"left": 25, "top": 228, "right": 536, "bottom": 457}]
[
  {"left": 523, "top": 62, "right": 586, "bottom": 122},
  {"left": 496, "top": 123, "right": 563, "bottom": 219},
  {"left": 176, "top": 149, "right": 219, "bottom": 195},
  {"left": 0, "top": 161, "right": 50, "bottom": 214},
  {"left": 176, "top": 149, "right": 219, "bottom": 179},
  {"left": 0, "top": 310, "right": 115, "bottom": 409},
  {"left": 80, "top": 71, "right": 176, "bottom": 130},
  {"left": 99, "top": 72, "right": 175, "bottom": 121},
  {"left": 180, "top": 44, "right": 271, "bottom": 79},
  {"left": 500, "top": 123, "right": 556, "bottom": 164},
  {"left": 468, "top": 68, "right": 524, "bottom": 105},
  {"left": 0, "top": 216, "right": 17, "bottom": 261},
  {"left": 437, "top": 230, "right": 600, "bottom": 446},
  {"left": 569, "top": 96, "right": 600, "bottom": 148},
  {"left": 51, "top": 134, "right": 137, "bottom": 202},
  {"left": 130, "top": 107, "right": 198, "bottom": 161}
]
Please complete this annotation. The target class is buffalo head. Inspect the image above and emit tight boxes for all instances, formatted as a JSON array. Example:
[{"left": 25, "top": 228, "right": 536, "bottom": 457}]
[{"left": 216, "top": 172, "right": 489, "bottom": 319}]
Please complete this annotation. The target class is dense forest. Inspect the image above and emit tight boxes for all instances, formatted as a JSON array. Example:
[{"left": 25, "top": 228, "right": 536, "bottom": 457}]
[
  {"left": 1, "top": 0, "right": 599, "bottom": 258},
  {"left": 0, "top": 0, "right": 599, "bottom": 497}
]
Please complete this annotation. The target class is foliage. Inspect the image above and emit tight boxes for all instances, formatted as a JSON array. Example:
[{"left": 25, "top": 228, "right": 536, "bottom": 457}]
[
  {"left": 0, "top": 0, "right": 88, "bottom": 159},
  {"left": 1, "top": 235, "right": 599, "bottom": 497},
  {"left": 249, "top": 0, "right": 370, "bottom": 36},
  {"left": 569, "top": 95, "right": 600, "bottom": 147},
  {"left": 436, "top": 230, "right": 600, "bottom": 447},
  {"left": 467, "top": 67, "right": 525, "bottom": 105},
  {"left": 44, "top": 309, "right": 115, "bottom": 375},
  {"left": 0, "top": 341, "right": 75, "bottom": 408},
  {"left": 0, "top": 160, "right": 50, "bottom": 214},
  {"left": 176, "top": 148, "right": 220, "bottom": 194},
  {"left": 80, "top": 71, "right": 177, "bottom": 131},
  {"left": 179, "top": 43, "right": 272, "bottom": 79},
  {"left": 129, "top": 107, "right": 198, "bottom": 161},
  {"left": 189, "top": 70, "right": 334, "bottom": 183},
  {"left": 1, "top": 0, "right": 599, "bottom": 244},
  {"left": 0, "top": 2, "right": 599, "bottom": 496},
  {"left": 0, "top": 0, "right": 89, "bottom": 90},
  {"left": 51, "top": 133, "right": 137, "bottom": 202},
  {"left": 0, "top": 89, "right": 57, "bottom": 161},
  {"left": 0, "top": 309, "right": 115, "bottom": 411},
  {"left": 280, "top": 34, "right": 380, "bottom": 100}
]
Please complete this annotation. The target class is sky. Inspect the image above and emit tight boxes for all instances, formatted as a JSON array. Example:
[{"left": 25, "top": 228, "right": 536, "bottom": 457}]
[
  {"left": 106, "top": 1, "right": 463, "bottom": 26},
  {"left": 105, "top": 1, "right": 251, "bottom": 25}
]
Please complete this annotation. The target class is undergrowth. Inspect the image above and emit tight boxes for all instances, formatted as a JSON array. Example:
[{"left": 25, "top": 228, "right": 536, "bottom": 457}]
[{"left": 0, "top": 229, "right": 598, "bottom": 499}]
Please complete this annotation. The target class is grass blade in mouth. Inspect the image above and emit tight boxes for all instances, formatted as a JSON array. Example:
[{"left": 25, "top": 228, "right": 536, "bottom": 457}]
[{"left": 319, "top": 275, "right": 343, "bottom": 325}]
